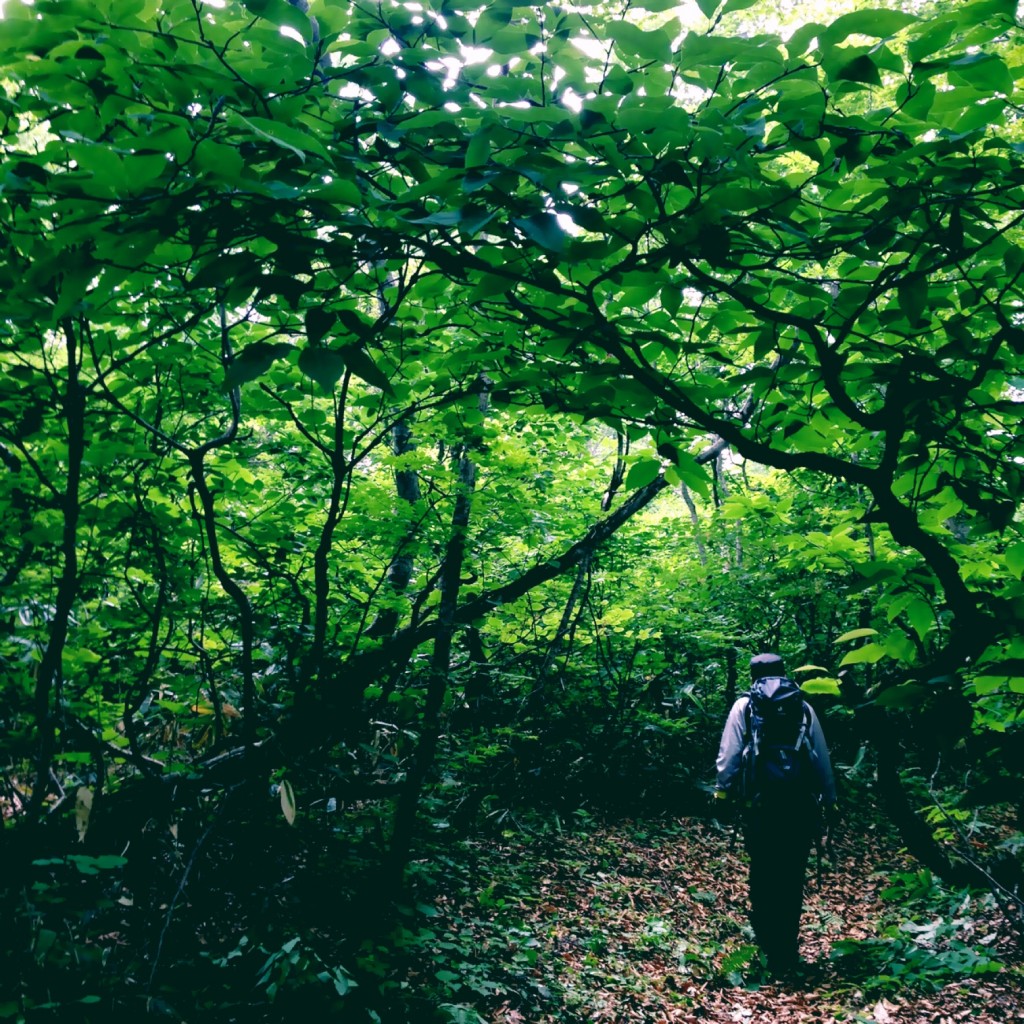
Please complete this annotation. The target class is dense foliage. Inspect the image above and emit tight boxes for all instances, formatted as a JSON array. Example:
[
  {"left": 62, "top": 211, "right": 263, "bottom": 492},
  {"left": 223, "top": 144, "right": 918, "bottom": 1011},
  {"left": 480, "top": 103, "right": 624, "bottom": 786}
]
[{"left": 0, "top": 0, "right": 1022, "bottom": 1019}]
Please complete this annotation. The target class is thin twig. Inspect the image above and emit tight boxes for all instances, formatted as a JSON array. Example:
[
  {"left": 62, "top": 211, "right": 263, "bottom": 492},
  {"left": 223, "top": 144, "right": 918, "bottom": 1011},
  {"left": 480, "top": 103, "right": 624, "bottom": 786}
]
[{"left": 146, "top": 784, "right": 239, "bottom": 991}]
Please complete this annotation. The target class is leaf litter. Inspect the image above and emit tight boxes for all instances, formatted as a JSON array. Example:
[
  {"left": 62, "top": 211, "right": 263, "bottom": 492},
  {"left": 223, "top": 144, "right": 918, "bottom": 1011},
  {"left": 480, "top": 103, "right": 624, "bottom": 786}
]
[{"left": 412, "top": 810, "right": 1023, "bottom": 1024}]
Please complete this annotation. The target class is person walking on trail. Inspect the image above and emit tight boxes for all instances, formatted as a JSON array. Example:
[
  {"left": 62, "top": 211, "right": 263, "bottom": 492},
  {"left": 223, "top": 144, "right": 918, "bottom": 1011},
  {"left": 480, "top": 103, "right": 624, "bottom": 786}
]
[{"left": 714, "top": 652, "right": 837, "bottom": 978}]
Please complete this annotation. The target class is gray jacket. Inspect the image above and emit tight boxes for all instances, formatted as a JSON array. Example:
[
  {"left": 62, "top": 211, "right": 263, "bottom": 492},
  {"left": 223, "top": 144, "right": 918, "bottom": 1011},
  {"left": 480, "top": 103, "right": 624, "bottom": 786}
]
[{"left": 716, "top": 695, "right": 836, "bottom": 804}]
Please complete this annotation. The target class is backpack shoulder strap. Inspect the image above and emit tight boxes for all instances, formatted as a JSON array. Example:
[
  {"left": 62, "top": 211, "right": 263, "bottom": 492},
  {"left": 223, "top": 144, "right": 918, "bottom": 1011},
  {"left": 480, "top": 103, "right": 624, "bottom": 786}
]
[
  {"left": 742, "top": 692, "right": 756, "bottom": 736},
  {"left": 790, "top": 700, "right": 816, "bottom": 756}
]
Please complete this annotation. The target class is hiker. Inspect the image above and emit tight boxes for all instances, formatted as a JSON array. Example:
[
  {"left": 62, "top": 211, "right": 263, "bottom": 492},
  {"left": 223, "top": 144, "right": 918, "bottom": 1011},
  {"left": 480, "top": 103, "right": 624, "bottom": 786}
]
[{"left": 714, "top": 652, "right": 836, "bottom": 977}]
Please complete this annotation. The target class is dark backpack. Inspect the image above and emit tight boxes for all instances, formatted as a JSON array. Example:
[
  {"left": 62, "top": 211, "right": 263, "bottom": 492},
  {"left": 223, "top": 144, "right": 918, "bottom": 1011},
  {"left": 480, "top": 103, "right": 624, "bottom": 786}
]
[{"left": 740, "top": 675, "right": 817, "bottom": 809}]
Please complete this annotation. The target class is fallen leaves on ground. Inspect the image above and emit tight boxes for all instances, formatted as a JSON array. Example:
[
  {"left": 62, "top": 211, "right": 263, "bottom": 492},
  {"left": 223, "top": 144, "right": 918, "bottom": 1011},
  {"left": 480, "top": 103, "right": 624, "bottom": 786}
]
[{"left": 417, "top": 810, "right": 1023, "bottom": 1024}]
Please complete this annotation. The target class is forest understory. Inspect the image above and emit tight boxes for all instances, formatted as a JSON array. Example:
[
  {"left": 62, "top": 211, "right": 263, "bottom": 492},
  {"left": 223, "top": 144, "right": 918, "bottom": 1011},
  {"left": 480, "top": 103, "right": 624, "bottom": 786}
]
[
  {"left": 7, "top": 786, "right": 1023, "bottom": 1024},
  {"left": 4, "top": 0, "right": 1024, "bottom": 1020},
  {"left": 400, "top": 809, "right": 1024, "bottom": 1024}
]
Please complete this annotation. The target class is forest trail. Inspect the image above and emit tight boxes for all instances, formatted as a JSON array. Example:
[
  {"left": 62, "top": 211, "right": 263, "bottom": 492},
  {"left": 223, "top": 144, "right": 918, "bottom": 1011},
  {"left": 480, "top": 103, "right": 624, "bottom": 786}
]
[{"left": 424, "top": 812, "right": 1022, "bottom": 1024}]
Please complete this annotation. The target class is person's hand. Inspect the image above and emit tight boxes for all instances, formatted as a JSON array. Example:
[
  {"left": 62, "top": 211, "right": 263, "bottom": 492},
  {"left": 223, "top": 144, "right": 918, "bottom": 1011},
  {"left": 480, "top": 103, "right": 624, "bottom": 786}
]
[{"left": 712, "top": 788, "right": 736, "bottom": 820}]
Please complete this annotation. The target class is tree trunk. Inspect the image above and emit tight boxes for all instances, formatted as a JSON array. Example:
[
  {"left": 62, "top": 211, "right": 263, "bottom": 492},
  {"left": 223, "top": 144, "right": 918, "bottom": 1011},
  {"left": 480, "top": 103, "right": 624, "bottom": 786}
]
[
  {"left": 186, "top": 311, "right": 256, "bottom": 749},
  {"left": 27, "top": 318, "right": 86, "bottom": 820},
  {"left": 871, "top": 716, "right": 989, "bottom": 889},
  {"left": 367, "top": 416, "right": 423, "bottom": 644},
  {"left": 302, "top": 369, "right": 352, "bottom": 703},
  {"left": 725, "top": 645, "right": 738, "bottom": 707},
  {"left": 679, "top": 481, "right": 707, "bottom": 566},
  {"left": 386, "top": 436, "right": 478, "bottom": 884}
]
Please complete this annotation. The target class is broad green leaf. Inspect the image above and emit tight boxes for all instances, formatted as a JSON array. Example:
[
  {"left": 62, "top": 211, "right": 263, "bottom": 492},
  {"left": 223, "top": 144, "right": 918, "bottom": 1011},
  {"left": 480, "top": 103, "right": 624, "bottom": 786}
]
[
  {"left": 948, "top": 52, "right": 1014, "bottom": 94},
  {"left": 344, "top": 347, "right": 394, "bottom": 395},
  {"left": 190, "top": 253, "right": 261, "bottom": 291},
  {"left": 513, "top": 213, "right": 565, "bottom": 253},
  {"left": 821, "top": 9, "right": 918, "bottom": 44},
  {"left": 465, "top": 131, "right": 490, "bottom": 169},
  {"left": 836, "top": 627, "right": 878, "bottom": 643},
  {"left": 298, "top": 347, "right": 347, "bottom": 391},
  {"left": 607, "top": 20, "right": 673, "bottom": 62},
  {"left": 677, "top": 455, "right": 712, "bottom": 499},
  {"left": 231, "top": 114, "right": 330, "bottom": 162},
  {"left": 897, "top": 277, "right": 928, "bottom": 325},
  {"left": 625, "top": 459, "right": 661, "bottom": 489},
  {"left": 1006, "top": 543, "right": 1024, "bottom": 579},
  {"left": 955, "top": 0, "right": 1018, "bottom": 28},
  {"left": 834, "top": 54, "right": 882, "bottom": 86},
  {"left": 873, "top": 683, "right": 927, "bottom": 708},
  {"left": 800, "top": 677, "right": 842, "bottom": 696},
  {"left": 907, "top": 22, "right": 956, "bottom": 63},
  {"left": 305, "top": 308, "right": 335, "bottom": 347},
  {"left": 226, "top": 342, "right": 292, "bottom": 387},
  {"left": 974, "top": 658, "right": 1024, "bottom": 680},
  {"left": 898, "top": 79, "right": 936, "bottom": 121},
  {"left": 973, "top": 675, "right": 1005, "bottom": 696},
  {"left": 905, "top": 599, "right": 934, "bottom": 642},
  {"left": 696, "top": 0, "right": 720, "bottom": 17},
  {"left": 602, "top": 65, "right": 635, "bottom": 96},
  {"left": 722, "top": 0, "right": 760, "bottom": 14},
  {"left": 311, "top": 179, "right": 362, "bottom": 206},
  {"left": 240, "top": 0, "right": 313, "bottom": 41},
  {"left": 839, "top": 642, "right": 887, "bottom": 666}
]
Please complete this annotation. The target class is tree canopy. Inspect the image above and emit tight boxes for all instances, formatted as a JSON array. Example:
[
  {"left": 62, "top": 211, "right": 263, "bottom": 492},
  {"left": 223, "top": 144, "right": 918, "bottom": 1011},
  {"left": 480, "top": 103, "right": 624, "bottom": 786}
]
[{"left": 1, "top": 0, "right": 1023, "bottom": 1018}]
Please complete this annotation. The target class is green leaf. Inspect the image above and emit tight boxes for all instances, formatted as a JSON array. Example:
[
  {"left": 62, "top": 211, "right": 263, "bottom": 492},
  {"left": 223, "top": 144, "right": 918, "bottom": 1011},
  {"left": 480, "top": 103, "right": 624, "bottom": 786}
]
[
  {"left": 974, "top": 659, "right": 1024, "bottom": 681},
  {"left": 905, "top": 599, "right": 934, "bottom": 642},
  {"left": 226, "top": 342, "right": 292, "bottom": 387},
  {"left": 92, "top": 855, "right": 128, "bottom": 869},
  {"left": 190, "top": 253, "right": 261, "bottom": 291},
  {"left": 821, "top": 9, "right": 918, "bottom": 44},
  {"left": 898, "top": 277, "right": 928, "bottom": 325},
  {"left": 722, "top": 0, "right": 760, "bottom": 14},
  {"left": 344, "top": 347, "right": 394, "bottom": 394},
  {"left": 240, "top": 0, "right": 312, "bottom": 41},
  {"left": 602, "top": 65, "right": 635, "bottom": 96},
  {"left": 839, "top": 642, "right": 887, "bottom": 666},
  {"left": 873, "top": 683, "right": 927, "bottom": 708},
  {"left": 232, "top": 114, "right": 329, "bottom": 163},
  {"left": 305, "top": 308, "right": 335, "bottom": 347},
  {"left": 800, "top": 677, "right": 842, "bottom": 696},
  {"left": 836, "top": 627, "right": 878, "bottom": 643},
  {"left": 677, "top": 454, "right": 712, "bottom": 499},
  {"left": 908, "top": 22, "right": 956, "bottom": 63},
  {"left": 948, "top": 52, "right": 1014, "bottom": 93},
  {"left": 1006, "top": 543, "right": 1024, "bottom": 579},
  {"left": 311, "top": 178, "right": 363, "bottom": 206},
  {"left": 465, "top": 131, "right": 490, "bottom": 169},
  {"left": 298, "top": 347, "right": 347, "bottom": 392},
  {"left": 696, "top": 0, "right": 720, "bottom": 17},
  {"left": 625, "top": 459, "right": 661, "bottom": 489},
  {"left": 835, "top": 54, "right": 882, "bottom": 86},
  {"left": 513, "top": 213, "right": 565, "bottom": 253},
  {"left": 607, "top": 20, "right": 673, "bottom": 62}
]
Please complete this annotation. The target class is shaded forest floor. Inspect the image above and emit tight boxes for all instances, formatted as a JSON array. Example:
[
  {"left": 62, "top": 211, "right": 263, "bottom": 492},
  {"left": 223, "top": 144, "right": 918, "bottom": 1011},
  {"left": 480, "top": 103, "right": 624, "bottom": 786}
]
[
  {"left": 400, "top": 807, "right": 1024, "bottom": 1024},
  {"left": 7, "top": 791, "right": 1023, "bottom": 1023}
]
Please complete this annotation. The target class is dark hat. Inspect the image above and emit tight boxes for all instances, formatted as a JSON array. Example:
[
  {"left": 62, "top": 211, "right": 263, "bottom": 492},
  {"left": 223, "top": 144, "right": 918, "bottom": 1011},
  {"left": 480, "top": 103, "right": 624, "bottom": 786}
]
[{"left": 750, "top": 652, "right": 786, "bottom": 679}]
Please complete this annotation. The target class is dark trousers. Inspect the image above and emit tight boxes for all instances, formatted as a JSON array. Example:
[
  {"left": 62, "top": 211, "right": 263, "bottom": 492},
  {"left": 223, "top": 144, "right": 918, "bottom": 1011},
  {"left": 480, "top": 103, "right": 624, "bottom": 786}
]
[{"left": 743, "top": 804, "right": 816, "bottom": 970}]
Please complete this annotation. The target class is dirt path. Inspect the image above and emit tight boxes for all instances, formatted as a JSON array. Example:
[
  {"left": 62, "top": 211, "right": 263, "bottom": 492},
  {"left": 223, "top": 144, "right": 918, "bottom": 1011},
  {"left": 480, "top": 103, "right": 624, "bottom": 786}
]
[{"left": 428, "top": 813, "right": 1023, "bottom": 1024}]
